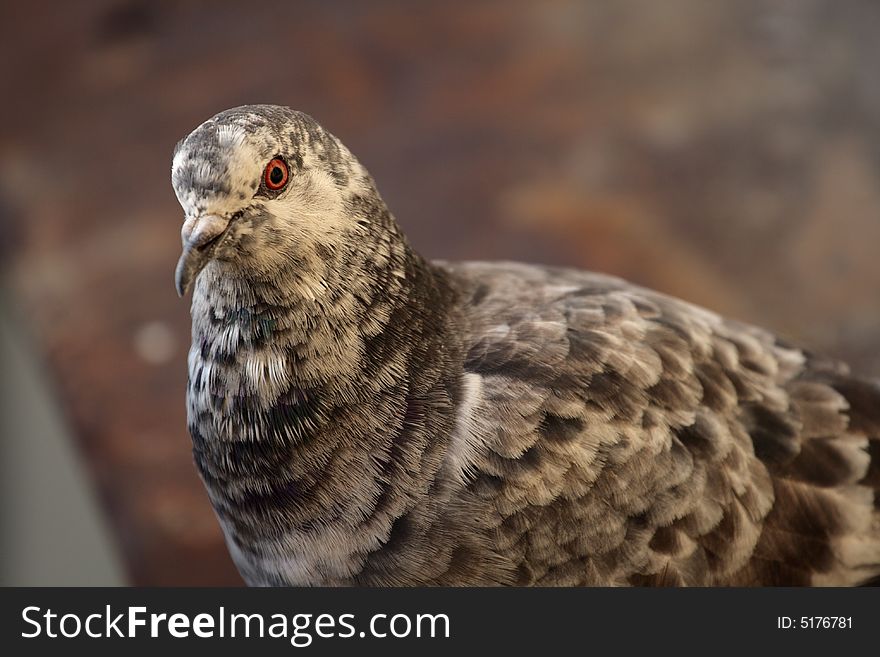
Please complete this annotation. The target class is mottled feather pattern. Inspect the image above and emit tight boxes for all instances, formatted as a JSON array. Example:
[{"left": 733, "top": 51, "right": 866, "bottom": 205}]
[
  {"left": 449, "top": 262, "right": 880, "bottom": 585},
  {"left": 173, "top": 106, "right": 880, "bottom": 586}
]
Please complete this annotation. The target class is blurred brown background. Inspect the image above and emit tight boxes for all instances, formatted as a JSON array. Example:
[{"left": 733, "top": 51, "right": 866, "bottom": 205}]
[{"left": 1, "top": 0, "right": 878, "bottom": 585}]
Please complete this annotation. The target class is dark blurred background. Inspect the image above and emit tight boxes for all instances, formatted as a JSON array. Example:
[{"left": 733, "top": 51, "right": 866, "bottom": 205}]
[{"left": 1, "top": 0, "right": 878, "bottom": 585}]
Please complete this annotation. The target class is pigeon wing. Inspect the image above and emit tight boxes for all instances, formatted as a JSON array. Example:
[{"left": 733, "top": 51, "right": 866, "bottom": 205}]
[{"left": 446, "top": 261, "right": 880, "bottom": 586}]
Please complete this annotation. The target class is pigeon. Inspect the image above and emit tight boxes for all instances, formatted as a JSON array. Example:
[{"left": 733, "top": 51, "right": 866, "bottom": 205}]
[{"left": 172, "top": 105, "right": 880, "bottom": 586}]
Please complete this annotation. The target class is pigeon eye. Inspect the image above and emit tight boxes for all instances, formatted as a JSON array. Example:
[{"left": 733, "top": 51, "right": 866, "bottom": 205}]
[{"left": 264, "top": 157, "right": 289, "bottom": 191}]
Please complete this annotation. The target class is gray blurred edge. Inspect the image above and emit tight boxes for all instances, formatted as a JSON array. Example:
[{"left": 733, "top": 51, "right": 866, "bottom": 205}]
[{"left": 0, "top": 292, "right": 127, "bottom": 586}]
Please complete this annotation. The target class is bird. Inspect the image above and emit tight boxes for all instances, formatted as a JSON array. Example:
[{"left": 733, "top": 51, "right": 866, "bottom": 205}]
[{"left": 172, "top": 104, "right": 880, "bottom": 586}]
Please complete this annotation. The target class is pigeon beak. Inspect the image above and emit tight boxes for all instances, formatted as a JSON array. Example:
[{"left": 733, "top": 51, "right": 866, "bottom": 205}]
[{"left": 174, "top": 214, "right": 230, "bottom": 297}]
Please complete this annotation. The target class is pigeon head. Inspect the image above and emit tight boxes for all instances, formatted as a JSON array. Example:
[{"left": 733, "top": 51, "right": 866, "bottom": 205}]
[{"left": 172, "top": 105, "right": 374, "bottom": 296}]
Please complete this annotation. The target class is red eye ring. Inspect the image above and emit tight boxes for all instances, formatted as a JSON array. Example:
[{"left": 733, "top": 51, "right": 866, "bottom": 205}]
[{"left": 264, "top": 157, "right": 289, "bottom": 191}]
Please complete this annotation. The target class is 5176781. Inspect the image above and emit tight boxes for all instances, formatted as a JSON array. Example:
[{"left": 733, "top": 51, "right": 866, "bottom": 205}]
[{"left": 777, "top": 616, "right": 852, "bottom": 629}]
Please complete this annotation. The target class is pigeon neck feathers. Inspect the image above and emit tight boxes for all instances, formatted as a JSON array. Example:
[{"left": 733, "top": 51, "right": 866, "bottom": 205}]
[{"left": 185, "top": 179, "right": 471, "bottom": 583}]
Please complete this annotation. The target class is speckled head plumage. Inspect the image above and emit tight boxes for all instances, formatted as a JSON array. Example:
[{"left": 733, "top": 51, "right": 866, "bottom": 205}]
[{"left": 171, "top": 105, "right": 375, "bottom": 295}]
